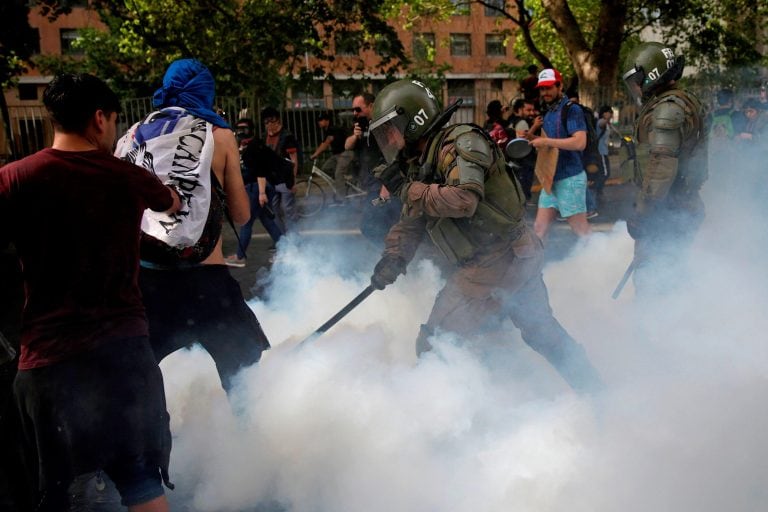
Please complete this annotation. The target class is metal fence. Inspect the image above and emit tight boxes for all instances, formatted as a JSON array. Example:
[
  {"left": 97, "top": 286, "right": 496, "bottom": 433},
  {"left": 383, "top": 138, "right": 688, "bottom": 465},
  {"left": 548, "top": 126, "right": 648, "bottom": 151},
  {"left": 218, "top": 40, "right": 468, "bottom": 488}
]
[{"left": 3, "top": 86, "right": 764, "bottom": 165}]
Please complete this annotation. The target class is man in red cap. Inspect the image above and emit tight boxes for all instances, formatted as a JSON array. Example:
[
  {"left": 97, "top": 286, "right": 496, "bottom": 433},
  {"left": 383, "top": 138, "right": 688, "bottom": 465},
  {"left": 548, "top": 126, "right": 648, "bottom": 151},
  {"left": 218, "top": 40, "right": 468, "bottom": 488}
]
[{"left": 529, "top": 68, "right": 592, "bottom": 239}]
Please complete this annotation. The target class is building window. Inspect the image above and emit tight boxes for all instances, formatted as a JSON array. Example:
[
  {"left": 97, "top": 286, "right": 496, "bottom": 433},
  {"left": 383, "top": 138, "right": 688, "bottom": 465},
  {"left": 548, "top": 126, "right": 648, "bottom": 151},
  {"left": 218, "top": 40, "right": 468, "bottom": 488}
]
[
  {"left": 484, "top": 0, "right": 505, "bottom": 16},
  {"left": 450, "top": 34, "right": 471, "bottom": 57},
  {"left": 29, "top": 28, "right": 41, "bottom": 55},
  {"left": 451, "top": 0, "right": 470, "bottom": 16},
  {"left": 18, "top": 84, "right": 38, "bottom": 101},
  {"left": 412, "top": 32, "right": 436, "bottom": 61},
  {"left": 336, "top": 31, "right": 362, "bottom": 57},
  {"left": 447, "top": 80, "right": 475, "bottom": 106},
  {"left": 373, "top": 35, "right": 395, "bottom": 57},
  {"left": 485, "top": 34, "right": 505, "bottom": 57},
  {"left": 59, "top": 29, "right": 83, "bottom": 55}
]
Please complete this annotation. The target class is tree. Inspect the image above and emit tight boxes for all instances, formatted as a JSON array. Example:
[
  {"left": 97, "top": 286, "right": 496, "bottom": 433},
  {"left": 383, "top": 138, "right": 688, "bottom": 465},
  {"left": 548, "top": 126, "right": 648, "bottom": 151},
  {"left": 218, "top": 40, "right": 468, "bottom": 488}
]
[
  {"left": 1, "top": 0, "right": 72, "bottom": 161},
  {"left": 390, "top": 0, "right": 767, "bottom": 107},
  {"left": 385, "top": 0, "right": 627, "bottom": 106},
  {"left": 32, "top": 0, "right": 408, "bottom": 103}
]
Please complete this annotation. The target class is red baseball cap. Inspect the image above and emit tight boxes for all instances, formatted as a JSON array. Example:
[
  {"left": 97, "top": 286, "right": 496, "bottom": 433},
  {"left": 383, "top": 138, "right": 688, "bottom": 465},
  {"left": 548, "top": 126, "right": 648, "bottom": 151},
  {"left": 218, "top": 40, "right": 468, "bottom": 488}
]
[{"left": 536, "top": 68, "right": 562, "bottom": 88}]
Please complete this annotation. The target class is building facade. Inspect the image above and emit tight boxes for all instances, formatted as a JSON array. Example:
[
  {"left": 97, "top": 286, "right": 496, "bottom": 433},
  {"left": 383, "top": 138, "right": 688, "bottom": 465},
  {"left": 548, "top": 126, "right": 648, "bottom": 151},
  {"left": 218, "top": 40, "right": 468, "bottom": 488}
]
[{"left": 3, "top": 1, "right": 526, "bottom": 160}]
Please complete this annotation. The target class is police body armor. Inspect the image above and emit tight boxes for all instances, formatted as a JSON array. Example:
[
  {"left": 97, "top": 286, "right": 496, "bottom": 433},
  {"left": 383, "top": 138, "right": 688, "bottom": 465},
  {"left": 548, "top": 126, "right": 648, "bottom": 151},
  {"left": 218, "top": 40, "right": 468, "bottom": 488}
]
[
  {"left": 634, "top": 88, "right": 708, "bottom": 214},
  {"left": 418, "top": 124, "right": 527, "bottom": 264}
]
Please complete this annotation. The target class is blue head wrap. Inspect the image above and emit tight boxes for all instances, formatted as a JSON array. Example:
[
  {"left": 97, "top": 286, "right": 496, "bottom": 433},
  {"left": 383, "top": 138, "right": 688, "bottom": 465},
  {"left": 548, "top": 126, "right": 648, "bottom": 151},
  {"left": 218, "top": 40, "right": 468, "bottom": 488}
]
[{"left": 152, "top": 59, "right": 229, "bottom": 129}]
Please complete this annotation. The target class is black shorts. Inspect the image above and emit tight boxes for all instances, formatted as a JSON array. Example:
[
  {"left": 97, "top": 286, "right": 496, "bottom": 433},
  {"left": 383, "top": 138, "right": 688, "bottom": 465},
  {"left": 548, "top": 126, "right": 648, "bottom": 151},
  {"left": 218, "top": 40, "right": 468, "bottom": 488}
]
[
  {"left": 139, "top": 264, "right": 271, "bottom": 391},
  {"left": 14, "top": 336, "right": 171, "bottom": 507}
]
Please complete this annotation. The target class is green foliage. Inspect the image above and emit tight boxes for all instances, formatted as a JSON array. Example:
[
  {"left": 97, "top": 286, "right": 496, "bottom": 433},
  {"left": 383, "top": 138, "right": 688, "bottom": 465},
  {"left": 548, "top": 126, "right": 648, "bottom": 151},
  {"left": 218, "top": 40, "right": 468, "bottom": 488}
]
[
  {"left": 510, "top": 0, "right": 574, "bottom": 74},
  {"left": 1, "top": 0, "right": 71, "bottom": 87},
  {"left": 645, "top": 0, "right": 767, "bottom": 73},
  {"left": 32, "top": 0, "right": 406, "bottom": 101}
]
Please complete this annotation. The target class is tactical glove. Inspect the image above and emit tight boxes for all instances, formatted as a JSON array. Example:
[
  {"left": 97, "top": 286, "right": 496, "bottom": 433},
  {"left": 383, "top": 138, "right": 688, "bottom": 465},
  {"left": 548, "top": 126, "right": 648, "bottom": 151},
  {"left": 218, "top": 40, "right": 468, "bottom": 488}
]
[
  {"left": 370, "top": 255, "right": 407, "bottom": 290},
  {"left": 373, "top": 160, "right": 407, "bottom": 197}
]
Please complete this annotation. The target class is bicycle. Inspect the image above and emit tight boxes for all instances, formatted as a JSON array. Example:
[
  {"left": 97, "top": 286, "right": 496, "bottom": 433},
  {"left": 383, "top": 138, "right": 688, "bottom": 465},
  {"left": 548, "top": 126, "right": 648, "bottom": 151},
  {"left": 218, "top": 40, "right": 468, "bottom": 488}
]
[{"left": 295, "top": 159, "right": 368, "bottom": 218}]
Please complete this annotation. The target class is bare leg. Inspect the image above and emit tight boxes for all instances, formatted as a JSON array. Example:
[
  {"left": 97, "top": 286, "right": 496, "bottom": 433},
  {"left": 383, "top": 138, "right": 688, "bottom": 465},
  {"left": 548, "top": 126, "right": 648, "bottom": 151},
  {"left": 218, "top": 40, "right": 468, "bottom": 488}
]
[
  {"left": 534, "top": 207, "right": 557, "bottom": 240},
  {"left": 566, "top": 212, "right": 592, "bottom": 237}
]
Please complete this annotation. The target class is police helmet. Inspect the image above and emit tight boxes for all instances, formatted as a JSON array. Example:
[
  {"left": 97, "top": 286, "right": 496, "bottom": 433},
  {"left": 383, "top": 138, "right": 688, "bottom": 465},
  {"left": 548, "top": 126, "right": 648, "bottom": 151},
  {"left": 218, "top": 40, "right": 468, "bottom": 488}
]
[
  {"left": 622, "top": 42, "right": 684, "bottom": 103},
  {"left": 369, "top": 79, "right": 444, "bottom": 164}
]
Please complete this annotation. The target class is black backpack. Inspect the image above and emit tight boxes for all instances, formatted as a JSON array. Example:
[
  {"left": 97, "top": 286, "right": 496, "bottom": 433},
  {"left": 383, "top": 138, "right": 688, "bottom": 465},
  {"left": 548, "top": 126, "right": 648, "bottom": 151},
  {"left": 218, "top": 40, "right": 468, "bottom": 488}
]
[{"left": 561, "top": 101, "right": 604, "bottom": 176}]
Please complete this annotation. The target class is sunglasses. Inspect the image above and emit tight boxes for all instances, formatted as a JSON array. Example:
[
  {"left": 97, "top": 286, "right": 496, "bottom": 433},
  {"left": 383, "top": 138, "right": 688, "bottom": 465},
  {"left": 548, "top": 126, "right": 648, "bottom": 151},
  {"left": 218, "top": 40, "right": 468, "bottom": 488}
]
[
  {"left": 351, "top": 107, "right": 363, "bottom": 113},
  {"left": 264, "top": 118, "right": 280, "bottom": 125}
]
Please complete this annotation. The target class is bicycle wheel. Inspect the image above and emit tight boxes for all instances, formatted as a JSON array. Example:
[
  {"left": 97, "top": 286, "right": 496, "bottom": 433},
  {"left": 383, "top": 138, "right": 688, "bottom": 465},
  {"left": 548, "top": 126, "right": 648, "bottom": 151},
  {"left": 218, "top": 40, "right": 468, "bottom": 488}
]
[{"left": 294, "top": 178, "right": 326, "bottom": 217}]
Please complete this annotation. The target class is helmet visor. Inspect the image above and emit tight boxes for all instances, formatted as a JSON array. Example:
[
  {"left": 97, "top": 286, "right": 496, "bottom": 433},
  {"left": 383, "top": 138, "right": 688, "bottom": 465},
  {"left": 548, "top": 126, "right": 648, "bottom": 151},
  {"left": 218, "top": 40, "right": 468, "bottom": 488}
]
[
  {"left": 370, "top": 108, "right": 408, "bottom": 164},
  {"left": 622, "top": 67, "right": 644, "bottom": 103}
]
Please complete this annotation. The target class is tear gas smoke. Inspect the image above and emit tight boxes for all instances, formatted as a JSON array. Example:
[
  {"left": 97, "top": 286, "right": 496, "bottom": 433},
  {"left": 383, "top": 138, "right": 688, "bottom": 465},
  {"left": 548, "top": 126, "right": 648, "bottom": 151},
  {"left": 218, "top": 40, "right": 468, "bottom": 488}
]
[{"left": 159, "top": 146, "right": 768, "bottom": 511}]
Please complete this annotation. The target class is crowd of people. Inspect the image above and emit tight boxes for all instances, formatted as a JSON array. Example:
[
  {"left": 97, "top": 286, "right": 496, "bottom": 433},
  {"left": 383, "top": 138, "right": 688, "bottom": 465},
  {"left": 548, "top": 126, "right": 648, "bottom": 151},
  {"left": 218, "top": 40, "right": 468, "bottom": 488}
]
[{"left": 0, "top": 41, "right": 764, "bottom": 510}]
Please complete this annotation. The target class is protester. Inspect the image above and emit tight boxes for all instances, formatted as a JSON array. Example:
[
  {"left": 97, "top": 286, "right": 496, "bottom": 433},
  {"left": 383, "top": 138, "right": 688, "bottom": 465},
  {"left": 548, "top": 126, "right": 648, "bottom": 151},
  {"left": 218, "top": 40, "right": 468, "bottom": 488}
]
[
  {"left": 262, "top": 106, "right": 300, "bottom": 231},
  {"left": 593, "top": 104, "right": 621, "bottom": 211},
  {"left": 0, "top": 73, "right": 181, "bottom": 511},
  {"left": 483, "top": 99, "right": 509, "bottom": 147},
  {"left": 224, "top": 118, "right": 283, "bottom": 267},
  {"left": 622, "top": 42, "right": 708, "bottom": 295},
  {"left": 506, "top": 98, "right": 538, "bottom": 202},
  {"left": 709, "top": 89, "right": 744, "bottom": 142},
  {"left": 566, "top": 94, "right": 601, "bottom": 218},
  {"left": 520, "top": 64, "right": 540, "bottom": 102},
  {"left": 367, "top": 79, "right": 602, "bottom": 394},
  {"left": 735, "top": 98, "right": 768, "bottom": 143},
  {"left": 310, "top": 111, "right": 348, "bottom": 203},
  {"left": 115, "top": 59, "right": 271, "bottom": 392},
  {"left": 0, "top": 243, "right": 33, "bottom": 510},
  {"left": 529, "top": 68, "right": 592, "bottom": 239}
]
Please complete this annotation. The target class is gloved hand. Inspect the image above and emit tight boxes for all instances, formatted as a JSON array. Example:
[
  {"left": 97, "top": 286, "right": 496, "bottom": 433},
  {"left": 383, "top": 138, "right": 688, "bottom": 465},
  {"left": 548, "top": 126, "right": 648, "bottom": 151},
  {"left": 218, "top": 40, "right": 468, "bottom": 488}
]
[
  {"left": 370, "top": 255, "right": 407, "bottom": 290},
  {"left": 373, "top": 160, "right": 407, "bottom": 196}
]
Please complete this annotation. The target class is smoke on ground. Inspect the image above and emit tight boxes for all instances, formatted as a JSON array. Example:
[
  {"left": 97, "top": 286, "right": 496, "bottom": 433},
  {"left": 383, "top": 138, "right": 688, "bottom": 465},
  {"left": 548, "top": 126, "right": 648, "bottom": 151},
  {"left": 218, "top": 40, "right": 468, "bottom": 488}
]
[{"left": 159, "top": 148, "right": 768, "bottom": 511}]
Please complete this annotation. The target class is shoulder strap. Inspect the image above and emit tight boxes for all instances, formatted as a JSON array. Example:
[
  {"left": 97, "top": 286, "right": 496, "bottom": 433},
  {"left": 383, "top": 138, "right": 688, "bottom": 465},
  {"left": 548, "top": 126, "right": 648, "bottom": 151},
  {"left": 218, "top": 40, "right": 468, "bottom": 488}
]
[
  {"left": 212, "top": 170, "right": 248, "bottom": 257},
  {"left": 560, "top": 101, "right": 574, "bottom": 136}
]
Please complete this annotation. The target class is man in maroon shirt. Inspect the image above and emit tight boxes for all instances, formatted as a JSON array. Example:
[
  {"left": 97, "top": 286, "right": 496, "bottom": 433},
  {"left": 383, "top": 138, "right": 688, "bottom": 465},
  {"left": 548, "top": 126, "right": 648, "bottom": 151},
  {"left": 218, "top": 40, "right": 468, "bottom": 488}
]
[{"left": 0, "top": 73, "right": 180, "bottom": 511}]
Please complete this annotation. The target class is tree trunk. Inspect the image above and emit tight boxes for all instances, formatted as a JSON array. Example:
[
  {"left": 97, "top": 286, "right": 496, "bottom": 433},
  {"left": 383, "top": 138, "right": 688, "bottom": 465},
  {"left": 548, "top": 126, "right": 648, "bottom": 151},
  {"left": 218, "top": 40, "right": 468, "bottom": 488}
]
[{"left": 541, "top": 0, "right": 627, "bottom": 108}]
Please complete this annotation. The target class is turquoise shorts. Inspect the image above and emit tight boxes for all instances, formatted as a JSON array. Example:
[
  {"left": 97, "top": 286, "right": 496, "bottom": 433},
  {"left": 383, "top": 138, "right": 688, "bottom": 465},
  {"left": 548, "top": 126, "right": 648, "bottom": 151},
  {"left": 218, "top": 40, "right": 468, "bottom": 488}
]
[{"left": 538, "top": 171, "right": 587, "bottom": 217}]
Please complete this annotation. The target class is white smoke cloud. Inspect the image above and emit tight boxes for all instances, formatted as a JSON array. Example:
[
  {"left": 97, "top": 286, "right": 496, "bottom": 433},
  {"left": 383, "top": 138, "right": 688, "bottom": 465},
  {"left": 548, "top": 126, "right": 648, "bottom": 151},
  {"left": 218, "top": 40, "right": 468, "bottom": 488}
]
[{"left": 159, "top": 150, "right": 768, "bottom": 511}]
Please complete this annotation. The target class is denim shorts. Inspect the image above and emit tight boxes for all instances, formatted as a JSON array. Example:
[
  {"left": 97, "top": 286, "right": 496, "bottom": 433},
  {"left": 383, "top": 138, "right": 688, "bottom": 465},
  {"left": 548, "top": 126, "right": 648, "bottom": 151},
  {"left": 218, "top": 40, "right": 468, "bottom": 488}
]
[{"left": 538, "top": 171, "right": 587, "bottom": 217}]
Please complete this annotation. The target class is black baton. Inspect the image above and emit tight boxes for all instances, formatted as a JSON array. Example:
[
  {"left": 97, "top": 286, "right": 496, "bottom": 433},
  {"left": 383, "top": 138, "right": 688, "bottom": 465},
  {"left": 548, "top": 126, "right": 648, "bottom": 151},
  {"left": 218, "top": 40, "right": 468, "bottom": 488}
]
[
  {"left": 299, "top": 285, "right": 376, "bottom": 345},
  {"left": 612, "top": 259, "right": 636, "bottom": 300}
]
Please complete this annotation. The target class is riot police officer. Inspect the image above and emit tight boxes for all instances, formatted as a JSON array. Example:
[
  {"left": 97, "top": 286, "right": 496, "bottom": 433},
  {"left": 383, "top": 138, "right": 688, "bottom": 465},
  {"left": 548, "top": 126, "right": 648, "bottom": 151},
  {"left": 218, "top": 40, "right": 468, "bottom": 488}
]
[
  {"left": 622, "top": 42, "right": 708, "bottom": 294},
  {"left": 367, "top": 79, "right": 602, "bottom": 394}
]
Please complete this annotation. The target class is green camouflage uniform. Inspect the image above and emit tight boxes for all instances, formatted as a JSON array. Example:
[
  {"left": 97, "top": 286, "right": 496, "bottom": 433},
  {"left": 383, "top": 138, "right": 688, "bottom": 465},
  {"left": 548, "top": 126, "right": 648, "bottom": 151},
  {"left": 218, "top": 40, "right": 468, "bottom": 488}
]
[{"left": 381, "top": 124, "right": 602, "bottom": 392}]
